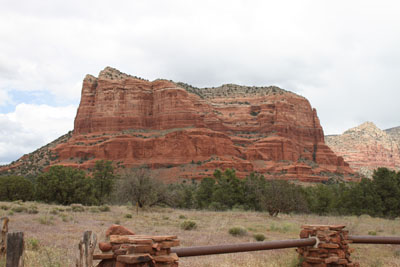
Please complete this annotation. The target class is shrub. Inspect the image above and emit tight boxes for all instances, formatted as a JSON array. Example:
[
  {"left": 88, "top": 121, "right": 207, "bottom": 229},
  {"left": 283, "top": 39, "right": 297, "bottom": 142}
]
[
  {"left": 208, "top": 201, "right": 228, "bottom": 211},
  {"left": 0, "top": 176, "right": 34, "bottom": 201},
  {"left": 50, "top": 208, "right": 59, "bottom": 215},
  {"left": 124, "top": 214, "right": 132, "bottom": 219},
  {"left": 27, "top": 238, "right": 40, "bottom": 250},
  {"left": 12, "top": 206, "right": 27, "bottom": 213},
  {"left": 98, "top": 205, "right": 111, "bottom": 212},
  {"left": 36, "top": 165, "right": 96, "bottom": 205},
  {"left": 253, "top": 233, "right": 266, "bottom": 241},
  {"left": 0, "top": 205, "right": 9, "bottom": 210},
  {"left": 27, "top": 205, "right": 39, "bottom": 214},
  {"left": 180, "top": 220, "right": 197, "bottom": 230},
  {"left": 59, "top": 213, "right": 69, "bottom": 222},
  {"left": 269, "top": 222, "right": 294, "bottom": 233},
  {"left": 178, "top": 215, "right": 186, "bottom": 219},
  {"left": 368, "top": 231, "right": 377, "bottom": 236},
  {"left": 38, "top": 215, "right": 54, "bottom": 225},
  {"left": 70, "top": 204, "right": 84, "bottom": 212},
  {"left": 229, "top": 227, "right": 247, "bottom": 237},
  {"left": 89, "top": 207, "right": 99, "bottom": 213}
]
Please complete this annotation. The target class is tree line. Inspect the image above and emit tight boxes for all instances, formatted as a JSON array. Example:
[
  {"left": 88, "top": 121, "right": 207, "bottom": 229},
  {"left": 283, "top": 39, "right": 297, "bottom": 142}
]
[
  {"left": 0, "top": 160, "right": 115, "bottom": 205},
  {"left": 1, "top": 162, "right": 399, "bottom": 218}
]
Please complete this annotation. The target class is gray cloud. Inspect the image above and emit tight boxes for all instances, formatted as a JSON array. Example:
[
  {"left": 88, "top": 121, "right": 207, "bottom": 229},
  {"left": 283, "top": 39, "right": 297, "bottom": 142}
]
[{"left": 1, "top": 0, "right": 400, "bottom": 163}]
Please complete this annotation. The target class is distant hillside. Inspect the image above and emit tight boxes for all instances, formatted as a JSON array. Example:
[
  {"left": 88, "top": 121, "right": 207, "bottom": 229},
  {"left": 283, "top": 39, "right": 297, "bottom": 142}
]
[
  {"left": 0, "top": 132, "right": 72, "bottom": 177},
  {"left": 325, "top": 122, "right": 400, "bottom": 177},
  {"left": 385, "top": 126, "right": 400, "bottom": 146}
]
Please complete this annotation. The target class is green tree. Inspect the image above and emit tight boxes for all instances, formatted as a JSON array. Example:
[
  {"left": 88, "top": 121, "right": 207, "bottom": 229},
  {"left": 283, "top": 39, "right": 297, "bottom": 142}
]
[
  {"left": 195, "top": 177, "right": 215, "bottom": 209},
  {"left": 305, "top": 184, "right": 335, "bottom": 215},
  {"left": 243, "top": 172, "right": 267, "bottom": 211},
  {"left": 371, "top": 168, "right": 400, "bottom": 218},
  {"left": 0, "top": 175, "right": 34, "bottom": 201},
  {"left": 35, "top": 165, "right": 96, "bottom": 205},
  {"left": 93, "top": 160, "right": 116, "bottom": 204},
  {"left": 211, "top": 169, "right": 244, "bottom": 210}
]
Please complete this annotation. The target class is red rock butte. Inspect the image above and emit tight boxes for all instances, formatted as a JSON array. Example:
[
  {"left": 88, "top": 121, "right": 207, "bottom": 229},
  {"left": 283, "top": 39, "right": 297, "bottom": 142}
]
[
  {"left": 1, "top": 67, "right": 357, "bottom": 182},
  {"left": 326, "top": 122, "right": 400, "bottom": 178}
]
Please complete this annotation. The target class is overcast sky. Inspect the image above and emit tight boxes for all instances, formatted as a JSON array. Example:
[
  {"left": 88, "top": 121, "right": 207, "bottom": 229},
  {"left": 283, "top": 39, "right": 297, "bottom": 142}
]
[{"left": 1, "top": 0, "right": 400, "bottom": 164}]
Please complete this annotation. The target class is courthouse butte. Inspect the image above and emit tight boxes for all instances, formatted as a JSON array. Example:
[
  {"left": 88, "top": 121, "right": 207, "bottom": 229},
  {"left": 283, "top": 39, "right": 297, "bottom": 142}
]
[{"left": 1, "top": 67, "right": 357, "bottom": 182}]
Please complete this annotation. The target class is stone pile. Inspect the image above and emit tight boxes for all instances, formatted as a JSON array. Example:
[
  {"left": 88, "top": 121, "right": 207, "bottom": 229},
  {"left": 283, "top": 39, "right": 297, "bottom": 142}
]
[
  {"left": 297, "top": 225, "right": 359, "bottom": 267},
  {"left": 94, "top": 225, "right": 180, "bottom": 267}
]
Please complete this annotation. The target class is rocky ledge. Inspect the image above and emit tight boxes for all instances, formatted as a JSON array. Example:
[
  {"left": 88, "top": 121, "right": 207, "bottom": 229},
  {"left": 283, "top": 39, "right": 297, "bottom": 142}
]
[{"left": 1, "top": 67, "right": 357, "bottom": 182}]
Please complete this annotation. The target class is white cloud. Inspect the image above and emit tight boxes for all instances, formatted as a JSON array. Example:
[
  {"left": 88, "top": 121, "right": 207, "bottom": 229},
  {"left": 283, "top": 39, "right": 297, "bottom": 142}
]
[
  {"left": 0, "top": 104, "right": 76, "bottom": 164},
  {"left": 0, "top": 0, "right": 400, "bottom": 164}
]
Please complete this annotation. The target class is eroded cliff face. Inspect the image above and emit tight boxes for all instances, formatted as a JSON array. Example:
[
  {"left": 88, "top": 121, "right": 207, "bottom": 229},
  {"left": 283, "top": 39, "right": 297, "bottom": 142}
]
[
  {"left": 326, "top": 122, "right": 400, "bottom": 177},
  {"left": 1, "top": 67, "right": 356, "bottom": 182}
]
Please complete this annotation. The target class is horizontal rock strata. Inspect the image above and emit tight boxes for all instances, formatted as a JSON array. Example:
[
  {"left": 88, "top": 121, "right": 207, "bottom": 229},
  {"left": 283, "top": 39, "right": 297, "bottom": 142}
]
[
  {"left": 1, "top": 67, "right": 356, "bottom": 182},
  {"left": 326, "top": 122, "right": 400, "bottom": 177}
]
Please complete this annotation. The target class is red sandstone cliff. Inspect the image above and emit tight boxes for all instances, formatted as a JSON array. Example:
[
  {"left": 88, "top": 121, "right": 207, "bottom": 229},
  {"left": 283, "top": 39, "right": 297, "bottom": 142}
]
[
  {"left": 1, "top": 67, "right": 356, "bottom": 182},
  {"left": 325, "top": 122, "right": 400, "bottom": 177}
]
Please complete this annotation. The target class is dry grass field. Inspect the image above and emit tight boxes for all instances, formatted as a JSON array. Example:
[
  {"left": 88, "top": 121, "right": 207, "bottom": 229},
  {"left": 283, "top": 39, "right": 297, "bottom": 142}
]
[{"left": 1, "top": 201, "right": 400, "bottom": 267}]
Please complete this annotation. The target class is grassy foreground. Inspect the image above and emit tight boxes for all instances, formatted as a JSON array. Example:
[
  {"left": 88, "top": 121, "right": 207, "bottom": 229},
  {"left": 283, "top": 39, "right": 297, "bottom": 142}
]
[{"left": 1, "top": 201, "right": 400, "bottom": 267}]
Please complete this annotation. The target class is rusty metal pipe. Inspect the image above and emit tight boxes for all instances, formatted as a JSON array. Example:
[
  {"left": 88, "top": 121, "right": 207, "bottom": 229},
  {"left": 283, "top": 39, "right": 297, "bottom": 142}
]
[
  {"left": 349, "top": 235, "right": 400, "bottom": 244},
  {"left": 171, "top": 238, "right": 316, "bottom": 257}
]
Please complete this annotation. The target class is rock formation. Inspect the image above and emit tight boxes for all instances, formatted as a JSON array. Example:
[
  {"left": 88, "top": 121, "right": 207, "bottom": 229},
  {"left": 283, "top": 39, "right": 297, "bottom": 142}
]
[
  {"left": 385, "top": 126, "right": 400, "bottom": 146},
  {"left": 1, "top": 67, "right": 356, "bottom": 182},
  {"left": 325, "top": 122, "right": 400, "bottom": 177}
]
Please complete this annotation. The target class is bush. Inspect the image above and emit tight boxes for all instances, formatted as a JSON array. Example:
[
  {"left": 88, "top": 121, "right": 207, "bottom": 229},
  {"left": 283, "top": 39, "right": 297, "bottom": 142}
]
[
  {"left": 0, "top": 205, "right": 9, "bottom": 210},
  {"left": 368, "top": 231, "right": 377, "bottom": 236},
  {"left": 89, "top": 207, "right": 99, "bottom": 213},
  {"left": 36, "top": 165, "right": 97, "bottom": 205},
  {"left": 27, "top": 238, "right": 40, "bottom": 250},
  {"left": 11, "top": 206, "right": 27, "bottom": 213},
  {"left": 229, "top": 227, "right": 247, "bottom": 237},
  {"left": 253, "top": 233, "right": 266, "bottom": 241},
  {"left": 0, "top": 175, "right": 34, "bottom": 201},
  {"left": 178, "top": 215, "right": 186, "bottom": 219},
  {"left": 180, "top": 220, "right": 197, "bottom": 230},
  {"left": 124, "top": 214, "right": 132, "bottom": 219},
  {"left": 38, "top": 215, "right": 54, "bottom": 225},
  {"left": 70, "top": 204, "right": 85, "bottom": 212},
  {"left": 98, "top": 205, "right": 111, "bottom": 212},
  {"left": 50, "top": 208, "right": 58, "bottom": 215},
  {"left": 59, "top": 213, "right": 69, "bottom": 222},
  {"left": 27, "top": 205, "right": 39, "bottom": 214}
]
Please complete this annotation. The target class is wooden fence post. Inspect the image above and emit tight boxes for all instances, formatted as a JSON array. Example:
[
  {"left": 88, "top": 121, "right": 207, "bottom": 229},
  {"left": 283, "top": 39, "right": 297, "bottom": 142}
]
[
  {"left": 6, "top": 232, "right": 24, "bottom": 267},
  {"left": 76, "top": 230, "right": 97, "bottom": 267},
  {"left": 0, "top": 217, "right": 9, "bottom": 258}
]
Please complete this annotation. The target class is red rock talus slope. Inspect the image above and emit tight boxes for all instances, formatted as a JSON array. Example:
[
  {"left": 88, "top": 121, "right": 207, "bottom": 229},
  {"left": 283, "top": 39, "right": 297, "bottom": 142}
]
[
  {"left": 325, "top": 122, "right": 400, "bottom": 177},
  {"left": 1, "top": 67, "right": 356, "bottom": 182}
]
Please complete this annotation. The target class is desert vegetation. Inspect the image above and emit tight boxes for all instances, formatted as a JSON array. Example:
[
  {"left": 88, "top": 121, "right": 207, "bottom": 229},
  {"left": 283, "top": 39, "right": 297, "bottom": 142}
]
[
  {"left": 1, "top": 202, "right": 400, "bottom": 266},
  {"left": 1, "top": 163, "right": 400, "bottom": 265},
  {"left": 1, "top": 164, "right": 400, "bottom": 219}
]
